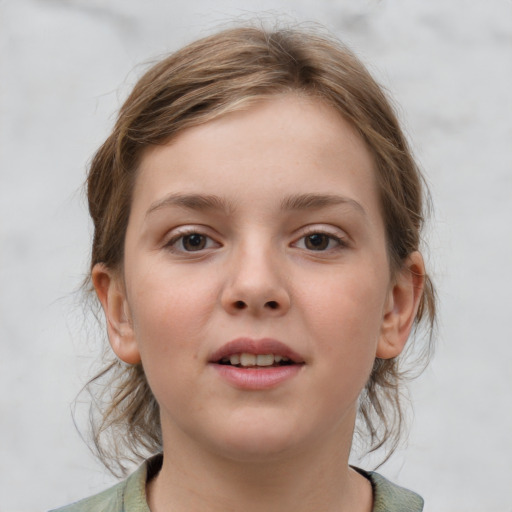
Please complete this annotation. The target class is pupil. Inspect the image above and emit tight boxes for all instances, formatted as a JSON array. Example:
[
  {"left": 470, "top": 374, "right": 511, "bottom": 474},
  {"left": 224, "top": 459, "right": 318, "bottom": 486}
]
[
  {"left": 306, "top": 234, "right": 328, "bottom": 250},
  {"left": 183, "top": 234, "right": 206, "bottom": 251}
]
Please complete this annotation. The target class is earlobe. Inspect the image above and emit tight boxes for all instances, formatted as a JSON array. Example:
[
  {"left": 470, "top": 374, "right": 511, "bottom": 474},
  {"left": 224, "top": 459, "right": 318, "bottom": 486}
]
[
  {"left": 376, "top": 252, "right": 425, "bottom": 359},
  {"left": 92, "top": 263, "right": 141, "bottom": 365}
]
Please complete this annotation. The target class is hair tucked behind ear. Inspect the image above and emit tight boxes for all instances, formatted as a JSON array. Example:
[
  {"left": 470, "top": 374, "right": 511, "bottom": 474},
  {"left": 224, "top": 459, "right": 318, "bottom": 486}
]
[
  {"left": 82, "top": 356, "right": 161, "bottom": 476},
  {"left": 81, "top": 24, "right": 436, "bottom": 475}
]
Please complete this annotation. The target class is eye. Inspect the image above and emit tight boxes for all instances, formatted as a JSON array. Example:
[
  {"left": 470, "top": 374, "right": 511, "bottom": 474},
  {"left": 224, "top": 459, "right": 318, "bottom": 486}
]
[
  {"left": 165, "top": 231, "right": 219, "bottom": 253},
  {"left": 294, "top": 232, "right": 346, "bottom": 252},
  {"left": 180, "top": 233, "right": 208, "bottom": 251}
]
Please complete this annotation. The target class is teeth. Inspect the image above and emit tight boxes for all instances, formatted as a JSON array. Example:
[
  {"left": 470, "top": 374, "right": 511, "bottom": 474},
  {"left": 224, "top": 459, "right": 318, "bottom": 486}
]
[
  {"left": 229, "top": 353, "right": 289, "bottom": 367},
  {"left": 229, "top": 354, "right": 240, "bottom": 365},
  {"left": 240, "top": 353, "right": 256, "bottom": 366},
  {"left": 256, "top": 354, "right": 274, "bottom": 366}
]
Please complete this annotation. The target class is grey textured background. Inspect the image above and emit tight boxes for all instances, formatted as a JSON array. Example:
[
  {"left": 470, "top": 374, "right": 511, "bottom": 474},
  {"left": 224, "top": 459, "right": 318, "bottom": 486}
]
[{"left": 1, "top": 1, "right": 511, "bottom": 511}]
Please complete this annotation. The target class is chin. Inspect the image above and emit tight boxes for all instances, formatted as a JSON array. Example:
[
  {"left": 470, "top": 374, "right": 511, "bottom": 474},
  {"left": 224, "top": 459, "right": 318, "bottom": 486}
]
[
  {"left": 204, "top": 414, "right": 307, "bottom": 463},
  {"left": 215, "top": 437, "right": 297, "bottom": 463}
]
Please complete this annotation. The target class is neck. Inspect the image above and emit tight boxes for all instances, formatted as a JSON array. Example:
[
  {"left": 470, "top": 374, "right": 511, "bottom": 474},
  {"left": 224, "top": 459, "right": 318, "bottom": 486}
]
[{"left": 147, "top": 415, "right": 372, "bottom": 512}]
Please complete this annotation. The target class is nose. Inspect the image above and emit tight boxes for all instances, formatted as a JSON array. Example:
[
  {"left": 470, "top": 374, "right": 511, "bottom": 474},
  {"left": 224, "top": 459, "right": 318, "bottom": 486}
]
[{"left": 220, "top": 243, "right": 291, "bottom": 317}]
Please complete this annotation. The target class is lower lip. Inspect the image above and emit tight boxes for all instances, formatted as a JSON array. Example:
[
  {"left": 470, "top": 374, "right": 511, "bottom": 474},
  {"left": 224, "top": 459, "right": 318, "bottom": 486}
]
[{"left": 211, "top": 364, "right": 303, "bottom": 390}]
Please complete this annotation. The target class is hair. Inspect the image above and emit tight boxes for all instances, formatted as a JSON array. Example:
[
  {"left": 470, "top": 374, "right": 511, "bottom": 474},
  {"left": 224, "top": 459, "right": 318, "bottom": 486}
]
[{"left": 83, "top": 24, "right": 436, "bottom": 475}]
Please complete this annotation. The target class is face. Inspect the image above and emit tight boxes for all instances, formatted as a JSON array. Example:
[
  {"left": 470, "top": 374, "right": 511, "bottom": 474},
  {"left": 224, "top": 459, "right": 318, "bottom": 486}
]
[{"left": 96, "top": 94, "right": 419, "bottom": 462}]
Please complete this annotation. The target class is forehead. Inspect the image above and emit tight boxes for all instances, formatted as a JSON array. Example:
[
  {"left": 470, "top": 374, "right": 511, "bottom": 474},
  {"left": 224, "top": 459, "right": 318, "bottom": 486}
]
[{"left": 132, "top": 94, "right": 380, "bottom": 222}]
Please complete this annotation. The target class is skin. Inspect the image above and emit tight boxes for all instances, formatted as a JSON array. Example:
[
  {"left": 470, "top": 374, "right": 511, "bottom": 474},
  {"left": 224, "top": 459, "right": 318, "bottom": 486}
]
[{"left": 93, "top": 94, "right": 424, "bottom": 512}]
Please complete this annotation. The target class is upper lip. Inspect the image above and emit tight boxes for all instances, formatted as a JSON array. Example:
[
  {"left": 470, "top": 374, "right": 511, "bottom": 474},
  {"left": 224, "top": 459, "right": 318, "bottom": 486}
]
[{"left": 209, "top": 337, "right": 305, "bottom": 364}]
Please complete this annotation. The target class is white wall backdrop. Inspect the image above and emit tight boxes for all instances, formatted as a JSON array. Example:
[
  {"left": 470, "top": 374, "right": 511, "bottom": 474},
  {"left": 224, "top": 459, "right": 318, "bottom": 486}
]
[{"left": 1, "top": 1, "right": 511, "bottom": 511}]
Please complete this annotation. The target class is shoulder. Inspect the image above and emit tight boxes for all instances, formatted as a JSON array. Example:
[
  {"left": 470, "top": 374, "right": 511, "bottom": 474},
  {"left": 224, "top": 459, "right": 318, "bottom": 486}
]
[
  {"left": 353, "top": 467, "right": 424, "bottom": 512},
  {"left": 49, "top": 456, "right": 160, "bottom": 512},
  {"left": 49, "top": 480, "right": 126, "bottom": 512}
]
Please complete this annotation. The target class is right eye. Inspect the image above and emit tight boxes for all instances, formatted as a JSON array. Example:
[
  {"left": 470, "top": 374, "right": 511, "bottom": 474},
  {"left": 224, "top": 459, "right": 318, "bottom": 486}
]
[{"left": 165, "top": 231, "right": 219, "bottom": 253}]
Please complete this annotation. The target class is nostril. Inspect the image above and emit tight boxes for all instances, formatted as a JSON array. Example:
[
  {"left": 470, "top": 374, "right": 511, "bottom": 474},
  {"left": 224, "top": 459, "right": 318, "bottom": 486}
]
[
  {"left": 234, "top": 300, "right": 246, "bottom": 310},
  {"left": 265, "top": 300, "right": 279, "bottom": 310}
]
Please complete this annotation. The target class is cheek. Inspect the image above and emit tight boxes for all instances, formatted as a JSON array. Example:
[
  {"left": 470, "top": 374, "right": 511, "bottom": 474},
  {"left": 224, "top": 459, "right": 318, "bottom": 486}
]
[
  {"left": 299, "top": 262, "right": 387, "bottom": 331},
  {"left": 126, "top": 261, "right": 219, "bottom": 365},
  {"left": 295, "top": 263, "right": 388, "bottom": 378},
  {"left": 125, "top": 265, "right": 222, "bottom": 420}
]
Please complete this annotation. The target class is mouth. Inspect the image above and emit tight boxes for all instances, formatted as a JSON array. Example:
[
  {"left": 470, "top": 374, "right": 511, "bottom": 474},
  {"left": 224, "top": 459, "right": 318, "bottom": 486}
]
[
  {"left": 209, "top": 338, "right": 304, "bottom": 389},
  {"left": 217, "top": 353, "right": 296, "bottom": 368},
  {"left": 209, "top": 338, "right": 305, "bottom": 369}
]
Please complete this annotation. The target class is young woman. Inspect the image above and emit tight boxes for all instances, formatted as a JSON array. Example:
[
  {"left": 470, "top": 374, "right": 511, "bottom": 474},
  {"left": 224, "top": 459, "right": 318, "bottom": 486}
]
[{"left": 55, "top": 26, "right": 435, "bottom": 512}]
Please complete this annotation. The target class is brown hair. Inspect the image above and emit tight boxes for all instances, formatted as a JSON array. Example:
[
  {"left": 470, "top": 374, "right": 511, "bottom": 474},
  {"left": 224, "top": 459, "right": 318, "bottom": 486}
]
[{"left": 84, "top": 25, "right": 436, "bottom": 475}]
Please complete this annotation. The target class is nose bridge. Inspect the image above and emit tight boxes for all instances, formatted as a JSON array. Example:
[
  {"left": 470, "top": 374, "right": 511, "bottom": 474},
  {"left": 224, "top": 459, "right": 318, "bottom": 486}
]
[{"left": 221, "top": 231, "right": 290, "bottom": 315}]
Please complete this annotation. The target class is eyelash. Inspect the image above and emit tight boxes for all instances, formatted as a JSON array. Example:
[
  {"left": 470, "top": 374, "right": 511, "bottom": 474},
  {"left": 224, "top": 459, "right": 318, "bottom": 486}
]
[
  {"left": 164, "top": 229, "right": 220, "bottom": 254},
  {"left": 292, "top": 230, "right": 348, "bottom": 252},
  {"left": 164, "top": 228, "right": 348, "bottom": 254}
]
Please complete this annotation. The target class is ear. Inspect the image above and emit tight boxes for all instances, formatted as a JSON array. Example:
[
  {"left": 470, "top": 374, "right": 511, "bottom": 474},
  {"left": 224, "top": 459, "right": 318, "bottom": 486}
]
[
  {"left": 377, "top": 251, "right": 425, "bottom": 359},
  {"left": 92, "top": 263, "right": 141, "bottom": 365}
]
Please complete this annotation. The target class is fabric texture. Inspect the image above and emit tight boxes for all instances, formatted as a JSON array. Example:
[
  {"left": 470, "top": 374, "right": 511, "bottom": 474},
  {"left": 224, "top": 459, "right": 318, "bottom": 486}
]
[{"left": 51, "top": 455, "right": 423, "bottom": 512}]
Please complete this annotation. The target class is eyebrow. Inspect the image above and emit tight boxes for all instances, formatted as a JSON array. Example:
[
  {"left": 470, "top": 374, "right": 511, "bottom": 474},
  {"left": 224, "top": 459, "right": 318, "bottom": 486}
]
[
  {"left": 280, "top": 193, "right": 367, "bottom": 216},
  {"left": 146, "top": 193, "right": 232, "bottom": 217},
  {"left": 146, "top": 192, "right": 366, "bottom": 217}
]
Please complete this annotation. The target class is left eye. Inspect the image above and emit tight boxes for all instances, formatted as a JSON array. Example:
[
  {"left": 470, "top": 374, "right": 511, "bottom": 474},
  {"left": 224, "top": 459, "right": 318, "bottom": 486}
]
[{"left": 294, "top": 233, "right": 344, "bottom": 251}]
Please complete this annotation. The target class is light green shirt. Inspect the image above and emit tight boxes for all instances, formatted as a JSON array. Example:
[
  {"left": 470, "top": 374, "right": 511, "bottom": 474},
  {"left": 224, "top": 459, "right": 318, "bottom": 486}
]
[{"left": 52, "top": 455, "right": 423, "bottom": 512}]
